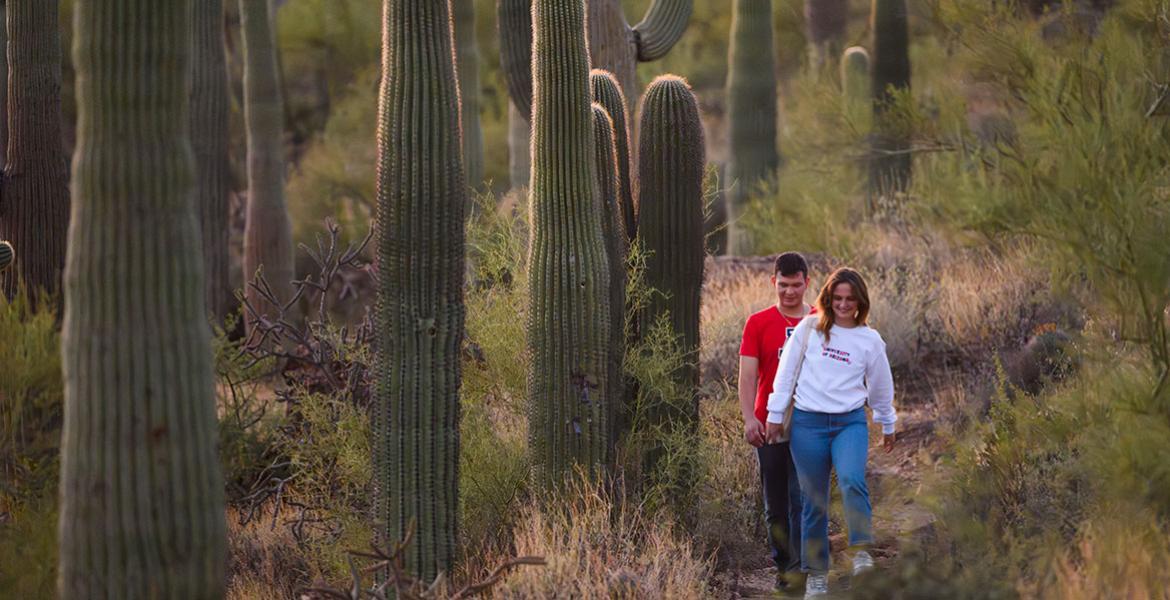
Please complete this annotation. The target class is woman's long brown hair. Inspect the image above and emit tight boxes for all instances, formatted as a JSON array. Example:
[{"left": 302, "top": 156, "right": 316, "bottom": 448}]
[{"left": 815, "top": 267, "right": 871, "bottom": 343}]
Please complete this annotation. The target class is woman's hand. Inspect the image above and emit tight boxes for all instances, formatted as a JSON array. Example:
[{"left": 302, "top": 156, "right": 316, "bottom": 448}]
[
  {"left": 766, "top": 422, "right": 785, "bottom": 445},
  {"left": 883, "top": 432, "right": 896, "bottom": 453}
]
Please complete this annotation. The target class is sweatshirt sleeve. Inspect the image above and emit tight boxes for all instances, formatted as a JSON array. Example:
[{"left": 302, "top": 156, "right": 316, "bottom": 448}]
[
  {"left": 766, "top": 318, "right": 809, "bottom": 424},
  {"left": 866, "top": 332, "right": 897, "bottom": 435}
]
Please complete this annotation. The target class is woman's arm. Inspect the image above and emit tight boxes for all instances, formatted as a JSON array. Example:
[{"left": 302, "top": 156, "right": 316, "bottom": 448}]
[
  {"left": 765, "top": 318, "right": 809, "bottom": 424},
  {"left": 866, "top": 335, "right": 897, "bottom": 435}
]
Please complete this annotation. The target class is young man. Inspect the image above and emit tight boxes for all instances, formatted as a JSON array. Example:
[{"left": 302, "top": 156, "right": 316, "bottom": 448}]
[{"left": 738, "top": 252, "right": 814, "bottom": 592}]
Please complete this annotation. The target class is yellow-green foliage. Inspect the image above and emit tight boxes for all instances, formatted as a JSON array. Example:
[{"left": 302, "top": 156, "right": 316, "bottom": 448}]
[{"left": 0, "top": 294, "right": 61, "bottom": 597}]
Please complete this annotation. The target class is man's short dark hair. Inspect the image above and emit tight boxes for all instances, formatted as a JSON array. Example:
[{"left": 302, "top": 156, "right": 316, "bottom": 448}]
[{"left": 774, "top": 252, "right": 808, "bottom": 278}]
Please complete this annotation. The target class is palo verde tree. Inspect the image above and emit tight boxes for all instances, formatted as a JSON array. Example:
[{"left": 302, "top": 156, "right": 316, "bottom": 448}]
[
  {"left": 240, "top": 0, "right": 294, "bottom": 331},
  {"left": 192, "top": 0, "right": 232, "bottom": 322},
  {"left": 726, "top": 0, "right": 778, "bottom": 254},
  {"left": 1, "top": 0, "right": 69, "bottom": 299},
  {"left": 499, "top": 0, "right": 693, "bottom": 118},
  {"left": 372, "top": 0, "right": 467, "bottom": 581},
  {"left": 59, "top": 0, "right": 226, "bottom": 595},
  {"left": 527, "top": 0, "right": 613, "bottom": 483}
]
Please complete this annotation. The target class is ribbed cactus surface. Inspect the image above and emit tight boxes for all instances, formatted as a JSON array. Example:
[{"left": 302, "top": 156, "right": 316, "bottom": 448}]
[
  {"left": 637, "top": 75, "right": 706, "bottom": 423},
  {"left": 869, "top": 0, "right": 912, "bottom": 199},
  {"left": 591, "top": 103, "right": 627, "bottom": 452},
  {"left": 726, "top": 0, "right": 778, "bottom": 255},
  {"left": 590, "top": 70, "right": 636, "bottom": 243},
  {"left": 373, "top": 0, "right": 466, "bottom": 581},
  {"left": 0, "top": 241, "right": 13, "bottom": 272},
  {"left": 528, "top": 0, "right": 613, "bottom": 483},
  {"left": 59, "top": 0, "right": 226, "bottom": 595},
  {"left": 508, "top": 103, "right": 531, "bottom": 188},
  {"left": 1, "top": 0, "right": 69, "bottom": 299},
  {"left": 240, "top": 0, "right": 294, "bottom": 330},
  {"left": 454, "top": 0, "right": 484, "bottom": 188},
  {"left": 498, "top": 0, "right": 534, "bottom": 120},
  {"left": 192, "top": 0, "right": 232, "bottom": 321}
]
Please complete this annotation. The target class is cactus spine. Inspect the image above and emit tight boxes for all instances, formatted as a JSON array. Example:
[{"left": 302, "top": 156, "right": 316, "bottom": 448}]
[
  {"left": 0, "top": 241, "right": 12, "bottom": 272},
  {"left": 192, "top": 0, "right": 232, "bottom": 321},
  {"left": 726, "top": 0, "right": 778, "bottom": 255},
  {"left": 636, "top": 75, "right": 706, "bottom": 424},
  {"left": 591, "top": 103, "right": 627, "bottom": 452},
  {"left": 373, "top": 0, "right": 467, "bottom": 581},
  {"left": 528, "top": 0, "right": 613, "bottom": 482},
  {"left": 240, "top": 0, "right": 294, "bottom": 330},
  {"left": 1, "top": 0, "right": 69, "bottom": 299},
  {"left": 590, "top": 69, "right": 636, "bottom": 243},
  {"left": 454, "top": 0, "right": 484, "bottom": 188},
  {"left": 60, "top": 0, "right": 226, "bottom": 594},
  {"left": 869, "top": 0, "right": 912, "bottom": 205}
]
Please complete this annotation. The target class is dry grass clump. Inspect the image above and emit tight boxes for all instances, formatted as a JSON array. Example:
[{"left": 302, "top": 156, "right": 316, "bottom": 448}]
[
  {"left": 226, "top": 507, "right": 313, "bottom": 599},
  {"left": 491, "top": 476, "right": 713, "bottom": 599},
  {"left": 1042, "top": 516, "right": 1170, "bottom": 600}
]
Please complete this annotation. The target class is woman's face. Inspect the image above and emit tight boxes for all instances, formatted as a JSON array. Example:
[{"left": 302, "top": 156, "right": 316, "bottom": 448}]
[{"left": 831, "top": 282, "right": 859, "bottom": 323}]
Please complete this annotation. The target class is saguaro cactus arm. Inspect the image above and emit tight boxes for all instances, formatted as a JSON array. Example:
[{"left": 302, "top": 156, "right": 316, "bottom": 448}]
[
  {"left": 631, "top": 0, "right": 693, "bottom": 61},
  {"left": 498, "top": 0, "right": 534, "bottom": 119},
  {"left": 590, "top": 69, "right": 635, "bottom": 242}
]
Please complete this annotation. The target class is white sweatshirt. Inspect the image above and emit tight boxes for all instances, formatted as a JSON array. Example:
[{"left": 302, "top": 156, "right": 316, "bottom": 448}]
[{"left": 766, "top": 317, "right": 897, "bottom": 434}]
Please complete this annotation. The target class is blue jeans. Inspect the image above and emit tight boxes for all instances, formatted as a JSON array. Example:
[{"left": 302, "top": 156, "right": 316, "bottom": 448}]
[{"left": 789, "top": 407, "right": 873, "bottom": 574}]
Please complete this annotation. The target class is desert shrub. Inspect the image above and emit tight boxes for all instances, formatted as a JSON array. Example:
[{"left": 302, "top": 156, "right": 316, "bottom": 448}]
[{"left": 0, "top": 293, "right": 62, "bottom": 597}]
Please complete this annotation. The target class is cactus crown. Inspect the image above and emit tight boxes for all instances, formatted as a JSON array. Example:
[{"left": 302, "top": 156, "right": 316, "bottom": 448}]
[{"left": 0, "top": 241, "right": 14, "bottom": 272}]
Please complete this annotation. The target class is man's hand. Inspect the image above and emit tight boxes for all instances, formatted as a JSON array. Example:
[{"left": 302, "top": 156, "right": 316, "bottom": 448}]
[
  {"left": 883, "top": 432, "right": 896, "bottom": 453},
  {"left": 743, "top": 417, "right": 765, "bottom": 447},
  {"left": 765, "top": 421, "right": 785, "bottom": 445}
]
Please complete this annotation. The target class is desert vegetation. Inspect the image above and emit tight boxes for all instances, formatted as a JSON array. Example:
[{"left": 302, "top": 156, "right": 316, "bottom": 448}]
[{"left": 1, "top": 0, "right": 1168, "bottom": 598}]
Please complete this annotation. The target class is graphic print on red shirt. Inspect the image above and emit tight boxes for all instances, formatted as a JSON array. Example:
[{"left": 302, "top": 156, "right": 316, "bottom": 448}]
[{"left": 739, "top": 304, "right": 815, "bottom": 424}]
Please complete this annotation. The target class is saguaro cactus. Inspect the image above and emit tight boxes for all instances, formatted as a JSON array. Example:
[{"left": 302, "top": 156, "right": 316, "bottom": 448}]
[
  {"left": 869, "top": 0, "right": 912, "bottom": 204},
  {"left": 726, "top": 0, "right": 778, "bottom": 254},
  {"left": 59, "top": 0, "right": 226, "bottom": 595},
  {"left": 240, "top": 0, "right": 294, "bottom": 330},
  {"left": 528, "top": 0, "right": 613, "bottom": 483},
  {"left": 508, "top": 103, "right": 531, "bottom": 189},
  {"left": 636, "top": 74, "right": 706, "bottom": 424},
  {"left": 453, "top": 0, "right": 484, "bottom": 188},
  {"left": 372, "top": 0, "right": 467, "bottom": 581},
  {"left": 591, "top": 103, "right": 627, "bottom": 451},
  {"left": 500, "top": 0, "right": 693, "bottom": 118},
  {"left": 590, "top": 69, "right": 636, "bottom": 243},
  {"left": 805, "top": 0, "right": 848, "bottom": 69},
  {"left": 0, "top": 241, "right": 12, "bottom": 272},
  {"left": 841, "top": 45, "right": 871, "bottom": 124},
  {"left": 192, "top": 0, "right": 232, "bottom": 321},
  {"left": 1, "top": 0, "right": 69, "bottom": 298}
]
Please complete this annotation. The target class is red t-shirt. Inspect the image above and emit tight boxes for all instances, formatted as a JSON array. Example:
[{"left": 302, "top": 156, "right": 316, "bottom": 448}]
[{"left": 739, "top": 305, "right": 815, "bottom": 424}]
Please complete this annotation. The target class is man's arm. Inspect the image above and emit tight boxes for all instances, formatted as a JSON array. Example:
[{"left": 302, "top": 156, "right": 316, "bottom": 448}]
[{"left": 738, "top": 356, "right": 765, "bottom": 447}]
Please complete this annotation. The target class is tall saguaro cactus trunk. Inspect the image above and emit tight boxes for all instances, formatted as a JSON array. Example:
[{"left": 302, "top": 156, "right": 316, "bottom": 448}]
[
  {"left": 869, "top": 0, "right": 912, "bottom": 212},
  {"left": 591, "top": 103, "right": 627, "bottom": 454},
  {"left": 1, "top": 0, "right": 69, "bottom": 299},
  {"left": 528, "top": 0, "right": 613, "bottom": 483},
  {"left": 373, "top": 0, "right": 467, "bottom": 581},
  {"left": 453, "top": 0, "right": 484, "bottom": 189},
  {"left": 0, "top": 1, "right": 7, "bottom": 172},
  {"left": 192, "top": 0, "right": 232, "bottom": 322},
  {"left": 805, "top": 0, "right": 848, "bottom": 70},
  {"left": 240, "top": 0, "right": 294, "bottom": 331},
  {"left": 726, "top": 0, "right": 778, "bottom": 255},
  {"left": 59, "top": 0, "right": 226, "bottom": 595},
  {"left": 636, "top": 75, "right": 706, "bottom": 429}
]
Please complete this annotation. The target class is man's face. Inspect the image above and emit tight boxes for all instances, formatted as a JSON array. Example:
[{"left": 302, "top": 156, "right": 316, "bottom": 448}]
[{"left": 772, "top": 272, "right": 808, "bottom": 309}]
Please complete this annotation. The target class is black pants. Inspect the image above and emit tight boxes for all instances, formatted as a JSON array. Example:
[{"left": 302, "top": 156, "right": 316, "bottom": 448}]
[{"left": 757, "top": 441, "right": 803, "bottom": 573}]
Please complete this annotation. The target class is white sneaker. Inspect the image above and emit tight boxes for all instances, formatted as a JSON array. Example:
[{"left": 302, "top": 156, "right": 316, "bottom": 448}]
[
  {"left": 852, "top": 549, "right": 875, "bottom": 575},
  {"left": 804, "top": 573, "right": 829, "bottom": 598}
]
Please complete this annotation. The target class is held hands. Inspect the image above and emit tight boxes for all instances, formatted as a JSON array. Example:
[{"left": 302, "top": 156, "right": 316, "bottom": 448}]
[
  {"left": 765, "top": 421, "right": 785, "bottom": 445},
  {"left": 743, "top": 417, "right": 765, "bottom": 447},
  {"left": 883, "top": 432, "right": 897, "bottom": 453}
]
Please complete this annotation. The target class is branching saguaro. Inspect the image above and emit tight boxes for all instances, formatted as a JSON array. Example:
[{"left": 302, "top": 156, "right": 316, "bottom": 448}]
[
  {"left": 636, "top": 74, "right": 705, "bottom": 426},
  {"left": 499, "top": 0, "right": 692, "bottom": 118},
  {"left": 590, "top": 69, "right": 635, "bottom": 243},
  {"left": 1, "top": 0, "right": 69, "bottom": 299},
  {"left": 726, "top": 0, "right": 778, "bottom": 254},
  {"left": 373, "top": 0, "right": 467, "bottom": 582},
  {"left": 192, "top": 0, "right": 232, "bottom": 322},
  {"left": 528, "top": 0, "right": 613, "bottom": 484},
  {"left": 59, "top": 0, "right": 226, "bottom": 596},
  {"left": 241, "top": 0, "right": 294, "bottom": 331}
]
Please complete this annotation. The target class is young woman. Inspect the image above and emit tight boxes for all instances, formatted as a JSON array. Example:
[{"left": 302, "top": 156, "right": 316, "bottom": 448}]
[{"left": 764, "top": 267, "right": 897, "bottom": 598}]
